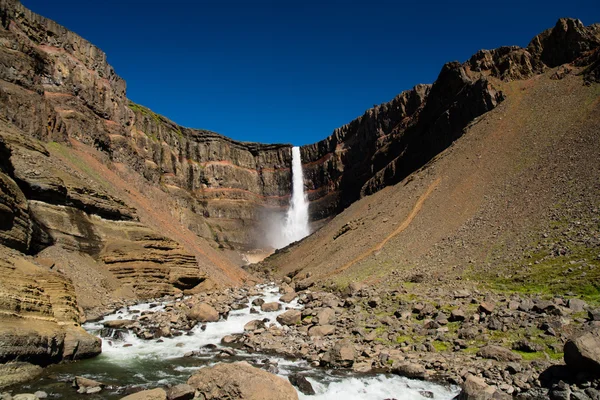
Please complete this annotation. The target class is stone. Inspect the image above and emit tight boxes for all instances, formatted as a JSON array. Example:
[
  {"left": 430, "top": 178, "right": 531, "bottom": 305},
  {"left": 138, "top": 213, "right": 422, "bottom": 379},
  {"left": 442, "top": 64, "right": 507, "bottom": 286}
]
[
  {"left": 166, "top": 384, "right": 194, "bottom": 400},
  {"left": 316, "top": 308, "right": 335, "bottom": 325},
  {"left": 323, "top": 339, "right": 355, "bottom": 368},
  {"left": 62, "top": 326, "right": 102, "bottom": 360},
  {"left": 120, "top": 388, "right": 167, "bottom": 400},
  {"left": 280, "top": 292, "right": 297, "bottom": 303},
  {"left": 187, "top": 361, "right": 298, "bottom": 400},
  {"left": 103, "top": 320, "right": 134, "bottom": 329},
  {"left": 0, "top": 363, "right": 42, "bottom": 390},
  {"left": 75, "top": 376, "right": 105, "bottom": 389},
  {"left": 187, "top": 303, "right": 219, "bottom": 322},
  {"left": 450, "top": 309, "right": 466, "bottom": 322},
  {"left": 308, "top": 325, "right": 336, "bottom": 337},
  {"left": 244, "top": 319, "right": 266, "bottom": 331},
  {"left": 261, "top": 302, "right": 281, "bottom": 312},
  {"left": 564, "top": 331, "right": 600, "bottom": 376},
  {"left": 288, "top": 373, "right": 315, "bottom": 396},
  {"left": 276, "top": 310, "right": 301, "bottom": 326},
  {"left": 477, "top": 345, "right": 522, "bottom": 362},
  {"left": 478, "top": 302, "right": 495, "bottom": 314},
  {"left": 458, "top": 374, "right": 496, "bottom": 400},
  {"left": 33, "top": 392, "right": 47, "bottom": 399},
  {"left": 393, "top": 362, "right": 426, "bottom": 379},
  {"left": 518, "top": 299, "right": 535, "bottom": 312},
  {"left": 252, "top": 298, "right": 265, "bottom": 307},
  {"left": 12, "top": 395, "right": 37, "bottom": 400},
  {"left": 568, "top": 298, "right": 587, "bottom": 312}
]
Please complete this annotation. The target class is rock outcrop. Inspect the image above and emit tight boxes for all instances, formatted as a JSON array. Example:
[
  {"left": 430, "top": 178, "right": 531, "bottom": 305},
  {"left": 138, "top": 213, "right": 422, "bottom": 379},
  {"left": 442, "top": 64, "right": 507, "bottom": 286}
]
[{"left": 0, "top": 247, "right": 100, "bottom": 366}]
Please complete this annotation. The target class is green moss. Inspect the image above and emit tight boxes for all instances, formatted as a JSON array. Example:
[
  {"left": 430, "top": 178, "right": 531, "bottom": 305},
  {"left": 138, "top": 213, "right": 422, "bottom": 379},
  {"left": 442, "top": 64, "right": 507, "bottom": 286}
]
[
  {"left": 463, "top": 347, "right": 479, "bottom": 355},
  {"left": 395, "top": 335, "right": 412, "bottom": 344},
  {"left": 513, "top": 350, "right": 545, "bottom": 361},
  {"left": 432, "top": 341, "right": 449, "bottom": 352}
]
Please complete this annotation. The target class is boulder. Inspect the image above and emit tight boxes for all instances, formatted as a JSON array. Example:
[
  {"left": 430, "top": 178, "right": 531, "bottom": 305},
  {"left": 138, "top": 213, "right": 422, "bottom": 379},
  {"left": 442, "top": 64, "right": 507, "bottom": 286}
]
[
  {"left": 276, "top": 310, "right": 301, "bottom": 326},
  {"left": 120, "top": 388, "right": 167, "bottom": 400},
  {"left": 457, "top": 374, "right": 496, "bottom": 400},
  {"left": 393, "top": 362, "right": 426, "bottom": 379},
  {"left": 0, "top": 362, "right": 42, "bottom": 389},
  {"left": 477, "top": 345, "right": 522, "bottom": 362},
  {"left": 316, "top": 308, "right": 335, "bottom": 325},
  {"left": 187, "top": 303, "right": 219, "bottom": 322},
  {"left": 166, "top": 384, "right": 194, "bottom": 400},
  {"left": 187, "top": 361, "right": 298, "bottom": 400},
  {"left": 308, "top": 325, "right": 336, "bottom": 337},
  {"left": 288, "top": 373, "right": 315, "bottom": 396},
  {"left": 450, "top": 309, "right": 466, "bottom": 322},
  {"left": 564, "top": 331, "right": 600, "bottom": 376},
  {"left": 279, "top": 292, "right": 297, "bottom": 303},
  {"left": 322, "top": 339, "right": 355, "bottom": 368},
  {"left": 62, "top": 326, "right": 102, "bottom": 360},
  {"left": 244, "top": 319, "right": 266, "bottom": 331},
  {"left": 261, "top": 302, "right": 281, "bottom": 312},
  {"left": 103, "top": 320, "right": 134, "bottom": 329}
]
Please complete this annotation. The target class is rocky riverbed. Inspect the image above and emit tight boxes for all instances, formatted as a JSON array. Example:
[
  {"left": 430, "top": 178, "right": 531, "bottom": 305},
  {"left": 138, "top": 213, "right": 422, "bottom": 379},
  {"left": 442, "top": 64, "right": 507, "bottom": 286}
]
[
  {"left": 3, "top": 278, "right": 600, "bottom": 399},
  {"left": 1, "top": 284, "right": 459, "bottom": 400}
]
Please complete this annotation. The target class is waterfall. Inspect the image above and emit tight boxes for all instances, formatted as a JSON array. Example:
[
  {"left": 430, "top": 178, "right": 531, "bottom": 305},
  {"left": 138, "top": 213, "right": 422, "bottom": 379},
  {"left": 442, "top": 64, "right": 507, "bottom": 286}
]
[{"left": 279, "top": 146, "right": 310, "bottom": 248}]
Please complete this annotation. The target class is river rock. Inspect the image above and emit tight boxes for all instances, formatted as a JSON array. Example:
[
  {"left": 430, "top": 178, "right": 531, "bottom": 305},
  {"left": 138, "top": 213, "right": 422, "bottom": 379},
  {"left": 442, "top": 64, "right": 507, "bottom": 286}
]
[
  {"left": 187, "top": 361, "right": 298, "bottom": 400},
  {"left": 276, "top": 310, "right": 301, "bottom": 326},
  {"left": 104, "top": 320, "right": 134, "bottom": 328},
  {"left": 288, "top": 373, "right": 315, "bottom": 395},
  {"left": 0, "top": 363, "right": 42, "bottom": 389},
  {"left": 12, "top": 395, "right": 37, "bottom": 400},
  {"left": 564, "top": 331, "right": 600, "bottom": 376},
  {"left": 74, "top": 376, "right": 105, "bottom": 389},
  {"left": 166, "top": 384, "right": 194, "bottom": 400},
  {"left": 244, "top": 319, "right": 266, "bottom": 331},
  {"left": 261, "top": 302, "right": 281, "bottom": 312},
  {"left": 393, "top": 362, "right": 426, "bottom": 379},
  {"left": 477, "top": 345, "right": 522, "bottom": 362},
  {"left": 63, "top": 326, "right": 102, "bottom": 360},
  {"left": 280, "top": 292, "right": 297, "bottom": 303},
  {"left": 120, "top": 388, "right": 167, "bottom": 400},
  {"left": 187, "top": 303, "right": 219, "bottom": 322}
]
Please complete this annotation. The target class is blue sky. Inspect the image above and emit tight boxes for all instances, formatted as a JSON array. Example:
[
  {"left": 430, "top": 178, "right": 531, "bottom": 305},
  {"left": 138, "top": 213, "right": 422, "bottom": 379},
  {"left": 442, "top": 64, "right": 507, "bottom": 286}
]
[{"left": 22, "top": 0, "right": 600, "bottom": 145}]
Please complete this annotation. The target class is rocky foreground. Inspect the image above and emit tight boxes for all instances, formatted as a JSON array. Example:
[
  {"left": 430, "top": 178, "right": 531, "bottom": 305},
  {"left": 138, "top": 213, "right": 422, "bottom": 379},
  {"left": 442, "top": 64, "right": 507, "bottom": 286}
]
[{"left": 4, "top": 278, "right": 597, "bottom": 400}]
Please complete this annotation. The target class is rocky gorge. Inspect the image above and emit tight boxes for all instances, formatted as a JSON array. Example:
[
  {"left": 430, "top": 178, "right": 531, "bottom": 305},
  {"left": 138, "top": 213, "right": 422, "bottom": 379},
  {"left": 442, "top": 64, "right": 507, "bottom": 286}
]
[{"left": 0, "top": 0, "right": 599, "bottom": 399}]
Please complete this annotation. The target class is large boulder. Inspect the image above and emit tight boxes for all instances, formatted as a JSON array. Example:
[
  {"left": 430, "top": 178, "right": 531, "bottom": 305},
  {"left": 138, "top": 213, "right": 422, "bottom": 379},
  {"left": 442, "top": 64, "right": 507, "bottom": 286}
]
[
  {"left": 0, "top": 362, "right": 42, "bottom": 389},
  {"left": 457, "top": 374, "right": 497, "bottom": 400},
  {"left": 187, "top": 303, "right": 219, "bottom": 322},
  {"left": 276, "top": 310, "right": 301, "bottom": 326},
  {"left": 564, "top": 331, "right": 600, "bottom": 376},
  {"left": 322, "top": 339, "right": 355, "bottom": 368},
  {"left": 62, "top": 326, "right": 102, "bottom": 360},
  {"left": 187, "top": 361, "right": 298, "bottom": 400},
  {"left": 261, "top": 302, "right": 281, "bottom": 312}
]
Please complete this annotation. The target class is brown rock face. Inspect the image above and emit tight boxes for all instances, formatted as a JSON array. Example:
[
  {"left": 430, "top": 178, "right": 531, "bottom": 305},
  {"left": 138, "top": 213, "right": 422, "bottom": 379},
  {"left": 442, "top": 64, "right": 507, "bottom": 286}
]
[
  {"left": 187, "top": 361, "right": 299, "bottom": 400},
  {"left": 0, "top": 248, "right": 100, "bottom": 366}
]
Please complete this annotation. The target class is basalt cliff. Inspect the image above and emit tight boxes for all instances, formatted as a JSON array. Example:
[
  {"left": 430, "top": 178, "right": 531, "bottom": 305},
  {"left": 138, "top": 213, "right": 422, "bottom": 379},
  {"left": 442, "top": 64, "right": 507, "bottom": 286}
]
[{"left": 0, "top": 0, "right": 599, "bottom": 386}]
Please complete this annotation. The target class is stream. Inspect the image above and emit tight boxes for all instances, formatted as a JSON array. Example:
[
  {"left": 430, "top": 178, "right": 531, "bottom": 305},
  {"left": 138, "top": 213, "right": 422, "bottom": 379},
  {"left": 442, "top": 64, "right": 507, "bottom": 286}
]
[{"left": 15, "top": 285, "right": 460, "bottom": 399}]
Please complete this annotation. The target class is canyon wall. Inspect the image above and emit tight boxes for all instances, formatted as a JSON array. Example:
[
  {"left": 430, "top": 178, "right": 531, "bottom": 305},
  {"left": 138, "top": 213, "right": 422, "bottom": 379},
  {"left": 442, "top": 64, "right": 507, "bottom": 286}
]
[{"left": 301, "top": 18, "right": 600, "bottom": 223}]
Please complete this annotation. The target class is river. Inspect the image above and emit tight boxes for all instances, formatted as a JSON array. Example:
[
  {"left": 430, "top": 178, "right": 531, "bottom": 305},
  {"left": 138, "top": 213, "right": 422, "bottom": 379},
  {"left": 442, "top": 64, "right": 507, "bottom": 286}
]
[{"left": 14, "top": 285, "right": 460, "bottom": 399}]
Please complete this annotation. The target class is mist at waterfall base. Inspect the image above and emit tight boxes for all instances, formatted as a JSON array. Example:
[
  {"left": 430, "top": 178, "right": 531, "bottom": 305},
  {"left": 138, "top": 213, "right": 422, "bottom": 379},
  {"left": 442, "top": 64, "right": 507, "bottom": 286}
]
[{"left": 263, "top": 146, "right": 311, "bottom": 249}]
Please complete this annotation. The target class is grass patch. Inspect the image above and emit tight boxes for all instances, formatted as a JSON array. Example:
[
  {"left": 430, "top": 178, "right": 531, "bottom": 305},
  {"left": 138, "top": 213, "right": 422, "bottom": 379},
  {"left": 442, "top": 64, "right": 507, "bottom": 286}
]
[
  {"left": 432, "top": 341, "right": 449, "bottom": 352},
  {"left": 469, "top": 245, "right": 600, "bottom": 304},
  {"left": 46, "top": 142, "right": 110, "bottom": 188}
]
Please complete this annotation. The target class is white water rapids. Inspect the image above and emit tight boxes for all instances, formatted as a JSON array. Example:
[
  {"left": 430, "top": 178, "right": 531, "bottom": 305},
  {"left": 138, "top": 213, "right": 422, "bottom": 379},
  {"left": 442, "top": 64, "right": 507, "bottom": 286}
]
[{"left": 76, "top": 285, "right": 459, "bottom": 399}]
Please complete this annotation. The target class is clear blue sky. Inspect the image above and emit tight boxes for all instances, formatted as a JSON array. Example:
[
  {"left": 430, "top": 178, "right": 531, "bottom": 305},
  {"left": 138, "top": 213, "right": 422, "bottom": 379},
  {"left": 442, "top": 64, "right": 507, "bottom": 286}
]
[{"left": 22, "top": 0, "right": 600, "bottom": 145}]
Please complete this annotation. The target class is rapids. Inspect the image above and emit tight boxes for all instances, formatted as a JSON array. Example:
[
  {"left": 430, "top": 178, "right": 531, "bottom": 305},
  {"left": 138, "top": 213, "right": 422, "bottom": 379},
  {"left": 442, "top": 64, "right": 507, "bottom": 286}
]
[{"left": 14, "top": 285, "right": 459, "bottom": 399}]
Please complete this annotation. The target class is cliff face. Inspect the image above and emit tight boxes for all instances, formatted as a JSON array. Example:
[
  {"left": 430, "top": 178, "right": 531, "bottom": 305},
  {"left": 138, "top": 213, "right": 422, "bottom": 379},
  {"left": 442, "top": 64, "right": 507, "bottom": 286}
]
[
  {"left": 0, "top": 0, "right": 293, "bottom": 251},
  {"left": 301, "top": 18, "right": 600, "bottom": 223}
]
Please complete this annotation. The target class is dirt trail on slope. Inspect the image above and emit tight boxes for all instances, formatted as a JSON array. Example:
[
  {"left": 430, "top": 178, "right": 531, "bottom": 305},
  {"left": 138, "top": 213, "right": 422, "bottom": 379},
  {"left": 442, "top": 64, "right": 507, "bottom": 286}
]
[{"left": 329, "top": 178, "right": 441, "bottom": 276}]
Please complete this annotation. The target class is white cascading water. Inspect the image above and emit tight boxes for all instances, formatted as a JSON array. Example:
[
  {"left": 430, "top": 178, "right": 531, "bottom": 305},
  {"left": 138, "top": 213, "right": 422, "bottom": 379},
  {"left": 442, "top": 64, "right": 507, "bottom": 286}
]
[{"left": 279, "top": 146, "right": 310, "bottom": 248}]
